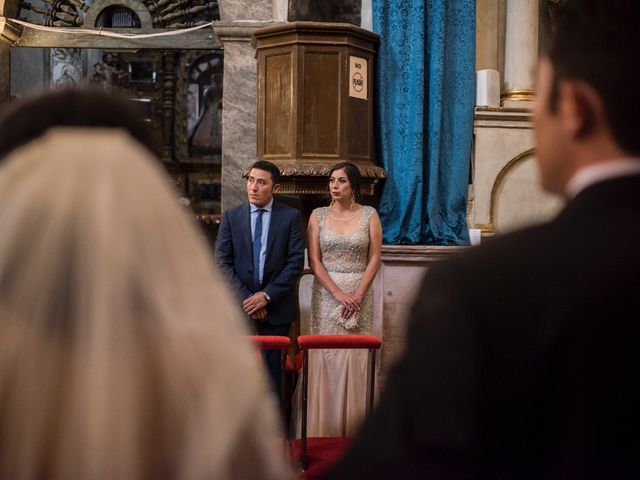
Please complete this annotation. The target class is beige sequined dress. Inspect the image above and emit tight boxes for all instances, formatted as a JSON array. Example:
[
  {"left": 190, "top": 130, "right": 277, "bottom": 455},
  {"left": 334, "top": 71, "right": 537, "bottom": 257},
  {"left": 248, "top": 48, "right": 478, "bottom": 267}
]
[{"left": 294, "top": 206, "right": 375, "bottom": 438}]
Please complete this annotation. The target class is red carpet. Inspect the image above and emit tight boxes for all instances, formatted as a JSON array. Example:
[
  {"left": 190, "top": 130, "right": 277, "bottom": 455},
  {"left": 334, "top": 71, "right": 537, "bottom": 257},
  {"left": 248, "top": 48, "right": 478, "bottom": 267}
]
[{"left": 291, "top": 437, "right": 351, "bottom": 479}]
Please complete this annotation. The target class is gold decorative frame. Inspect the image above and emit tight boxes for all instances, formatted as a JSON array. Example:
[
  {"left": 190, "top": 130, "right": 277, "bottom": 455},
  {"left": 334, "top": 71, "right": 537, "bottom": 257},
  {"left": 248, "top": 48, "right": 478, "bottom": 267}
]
[
  {"left": 474, "top": 147, "right": 536, "bottom": 233},
  {"left": 501, "top": 88, "right": 535, "bottom": 102}
]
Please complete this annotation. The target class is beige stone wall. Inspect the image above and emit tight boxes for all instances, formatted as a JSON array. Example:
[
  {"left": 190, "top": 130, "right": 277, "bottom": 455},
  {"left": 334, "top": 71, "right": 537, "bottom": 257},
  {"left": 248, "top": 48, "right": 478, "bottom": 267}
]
[
  {"left": 469, "top": 109, "right": 563, "bottom": 236},
  {"left": 471, "top": 1, "right": 562, "bottom": 236},
  {"left": 492, "top": 151, "right": 563, "bottom": 233}
]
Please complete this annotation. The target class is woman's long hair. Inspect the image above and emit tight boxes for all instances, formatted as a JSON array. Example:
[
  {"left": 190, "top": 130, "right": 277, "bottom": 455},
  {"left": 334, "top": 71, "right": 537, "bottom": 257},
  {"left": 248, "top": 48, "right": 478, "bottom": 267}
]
[{"left": 0, "top": 128, "right": 284, "bottom": 480}]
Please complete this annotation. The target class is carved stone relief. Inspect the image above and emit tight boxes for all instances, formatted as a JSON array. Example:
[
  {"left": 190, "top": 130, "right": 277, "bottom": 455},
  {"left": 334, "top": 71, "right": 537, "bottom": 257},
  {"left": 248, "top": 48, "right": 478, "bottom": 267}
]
[
  {"left": 51, "top": 47, "right": 85, "bottom": 86},
  {"left": 175, "top": 49, "right": 223, "bottom": 162},
  {"left": 14, "top": 0, "right": 219, "bottom": 29},
  {"left": 90, "top": 51, "right": 128, "bottom": 89}
]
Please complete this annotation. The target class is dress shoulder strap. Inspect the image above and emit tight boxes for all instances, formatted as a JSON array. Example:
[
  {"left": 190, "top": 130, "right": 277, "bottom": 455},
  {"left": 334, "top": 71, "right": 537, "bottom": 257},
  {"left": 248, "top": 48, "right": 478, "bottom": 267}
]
[
  {"left": 361, "top": 205, "right": 375, "bottom": 226},
  {"left": 314, "top": 206, "right": 329, "bottom": 225}
]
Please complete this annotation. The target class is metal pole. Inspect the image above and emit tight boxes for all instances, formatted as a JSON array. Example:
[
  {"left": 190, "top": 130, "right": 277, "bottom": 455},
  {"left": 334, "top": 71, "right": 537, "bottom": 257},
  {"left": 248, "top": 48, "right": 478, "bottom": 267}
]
[
  {"left": 301, "top": 349, "right": 309, "bottom": 470},
  {"left": 367, "top": 349, "right": 377, "bottom": 414},
  {"left": 280, "top": 349, "right": 286, "bottom": 412}
]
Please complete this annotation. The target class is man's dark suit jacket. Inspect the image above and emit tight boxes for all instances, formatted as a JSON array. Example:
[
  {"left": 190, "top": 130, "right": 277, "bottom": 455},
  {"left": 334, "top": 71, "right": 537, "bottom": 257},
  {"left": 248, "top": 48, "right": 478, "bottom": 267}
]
[
  {"left": 215, "top": 200, "right": 305, "bottom": 326},
  {"left": 329, "top": 174, "right": 640, "bottom": 479}
]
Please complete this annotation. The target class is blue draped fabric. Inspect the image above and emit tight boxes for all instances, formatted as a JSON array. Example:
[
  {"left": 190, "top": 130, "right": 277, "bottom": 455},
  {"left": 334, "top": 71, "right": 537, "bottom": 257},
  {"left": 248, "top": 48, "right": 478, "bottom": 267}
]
[{"left": 373, "top": 0, "right": 475, "bottom": 245}]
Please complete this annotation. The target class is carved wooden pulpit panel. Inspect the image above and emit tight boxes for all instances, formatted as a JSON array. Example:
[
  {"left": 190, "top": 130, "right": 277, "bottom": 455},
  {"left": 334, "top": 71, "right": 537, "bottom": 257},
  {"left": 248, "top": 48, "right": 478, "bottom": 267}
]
[{"left": 253, "top": 21, "right": 385, "bottom": 215}]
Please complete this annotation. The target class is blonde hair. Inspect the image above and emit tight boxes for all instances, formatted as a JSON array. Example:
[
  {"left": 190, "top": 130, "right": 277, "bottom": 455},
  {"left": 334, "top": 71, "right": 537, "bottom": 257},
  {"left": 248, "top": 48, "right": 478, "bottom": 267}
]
[{"left": 0, "top": 128, "right": 289, "bottom": 480}]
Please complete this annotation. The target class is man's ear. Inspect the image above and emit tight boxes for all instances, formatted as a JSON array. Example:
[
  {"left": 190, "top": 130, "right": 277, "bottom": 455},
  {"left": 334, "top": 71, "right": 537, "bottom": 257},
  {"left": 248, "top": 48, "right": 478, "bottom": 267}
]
[
  {"left": 559, "top": 79, "right": 602, "bottom": 141},
  {"left": 272, "top": 183, "right": 281, "bottom": 194}
]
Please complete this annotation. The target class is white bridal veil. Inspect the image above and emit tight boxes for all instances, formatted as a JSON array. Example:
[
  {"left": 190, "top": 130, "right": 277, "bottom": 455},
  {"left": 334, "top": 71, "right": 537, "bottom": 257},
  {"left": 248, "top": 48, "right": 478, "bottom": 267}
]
[{"left": 0, "top": 128, "right": 291, "bottom": 480}]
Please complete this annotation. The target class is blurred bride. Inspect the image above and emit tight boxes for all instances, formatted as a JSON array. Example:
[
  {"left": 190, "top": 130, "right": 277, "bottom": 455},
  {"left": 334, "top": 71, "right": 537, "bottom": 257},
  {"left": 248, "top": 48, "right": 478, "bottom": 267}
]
[{"left": 0, "top": 127, "right": 292, "bottom": 480}]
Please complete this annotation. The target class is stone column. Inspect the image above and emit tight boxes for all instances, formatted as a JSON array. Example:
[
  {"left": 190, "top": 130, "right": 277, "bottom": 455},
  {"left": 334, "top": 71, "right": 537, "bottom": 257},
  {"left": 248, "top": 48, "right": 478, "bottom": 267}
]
[
  {"left": 476, "top": 0, "right": 501, "bottom": 71},
  {"left": 215, "top": 25, "right": 260, "bottom": 209},
  {"left": 361, "top": 0, "right": 372, "bottom": 31},
  {"left": 215, "top": 0, "right": 280, "bottom": 210},
  {"left": 272, "top": 0, "right": 288, "bottom": 21},
  {"left": 218, "top": 0, "right": 273, "bottom": 21},
  {"left": 502, "top": 0, "right": 537, "bottom": 106}
]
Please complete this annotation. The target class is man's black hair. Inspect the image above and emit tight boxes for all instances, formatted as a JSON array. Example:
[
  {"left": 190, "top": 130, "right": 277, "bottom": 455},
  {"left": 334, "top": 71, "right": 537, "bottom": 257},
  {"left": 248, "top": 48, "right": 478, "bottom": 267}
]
[
  {"left": 545, "top": 0, "right": 640, "bottom": 154},
  {"left": 249, "top": 160, "right": 281, "bottom": 185},
  {"left": 0, "top": 87, "right": 156, "bottom": 161}
]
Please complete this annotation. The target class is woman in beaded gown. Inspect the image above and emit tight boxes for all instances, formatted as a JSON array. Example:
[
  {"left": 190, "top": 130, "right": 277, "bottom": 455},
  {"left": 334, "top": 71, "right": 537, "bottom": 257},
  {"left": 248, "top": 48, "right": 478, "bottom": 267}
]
[{"left": 294, "top": 162, "right": 382, "bottom": 438}]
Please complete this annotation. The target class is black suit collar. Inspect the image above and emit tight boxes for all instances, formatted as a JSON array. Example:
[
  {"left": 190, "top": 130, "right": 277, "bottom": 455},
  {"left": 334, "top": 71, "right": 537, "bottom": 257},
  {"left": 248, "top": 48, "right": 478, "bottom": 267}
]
[{"left": 558, "top": 173, "right": 640, "bottom": 220}]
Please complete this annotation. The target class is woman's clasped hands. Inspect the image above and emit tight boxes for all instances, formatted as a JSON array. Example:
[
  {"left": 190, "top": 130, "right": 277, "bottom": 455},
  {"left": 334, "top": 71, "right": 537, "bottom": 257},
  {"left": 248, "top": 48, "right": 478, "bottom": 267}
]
[{"left": 333, "top": 289, "right": 363, "bottom": 319}]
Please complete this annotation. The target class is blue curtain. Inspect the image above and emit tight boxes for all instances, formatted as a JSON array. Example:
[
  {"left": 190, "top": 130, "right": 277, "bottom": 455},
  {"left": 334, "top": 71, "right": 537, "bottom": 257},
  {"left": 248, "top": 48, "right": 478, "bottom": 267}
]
[{"left": 373, "top": 0, "right": 476, "bottom": 245}]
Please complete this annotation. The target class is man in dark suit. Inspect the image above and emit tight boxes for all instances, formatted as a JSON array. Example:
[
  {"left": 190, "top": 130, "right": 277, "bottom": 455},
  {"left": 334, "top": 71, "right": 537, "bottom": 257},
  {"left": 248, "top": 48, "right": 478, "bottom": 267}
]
[
  {"left": 329, "top": 1, "right": 640, "bottom": 478},
  {"left": 216, "top": 160, "right": 305, "bottom": 390}
]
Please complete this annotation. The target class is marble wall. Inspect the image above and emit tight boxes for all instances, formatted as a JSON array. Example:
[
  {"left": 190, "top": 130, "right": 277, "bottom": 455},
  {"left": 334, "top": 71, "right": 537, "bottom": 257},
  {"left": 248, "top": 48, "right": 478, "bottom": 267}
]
[
  {"left": 373, "top": 247, "right": 463, "bottom": 379},
  {"left": 218, "top": 0, "right": 273, "bottom": 21},
  {"left": 215, "top": 29, "right": 264, "bottom": 210},
  {"left": 272, "top": 0, "right": 287, "bottom": 21}
]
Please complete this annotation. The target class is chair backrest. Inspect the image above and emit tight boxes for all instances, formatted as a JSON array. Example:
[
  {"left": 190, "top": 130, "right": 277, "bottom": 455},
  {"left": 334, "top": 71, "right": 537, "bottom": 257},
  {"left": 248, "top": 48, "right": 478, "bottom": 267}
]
[
  {"left": 248, "top": 335, "right": 291, "bottom": 351},
  {"left": 297, "top": 334, "right": 382, "bottom": 351},
  {"left": 291, "top": 268, "right": 314, "bottom": 355}
]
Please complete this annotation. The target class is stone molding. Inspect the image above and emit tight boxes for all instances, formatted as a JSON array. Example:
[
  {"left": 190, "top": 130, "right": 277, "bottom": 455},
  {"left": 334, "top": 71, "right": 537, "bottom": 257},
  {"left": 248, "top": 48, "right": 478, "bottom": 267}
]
[
  {"left": 381, "top": 245, "right": 465, "bottom": 265},
  {"left": 213, "top": 20, "right": 282, "bottom": 43}
]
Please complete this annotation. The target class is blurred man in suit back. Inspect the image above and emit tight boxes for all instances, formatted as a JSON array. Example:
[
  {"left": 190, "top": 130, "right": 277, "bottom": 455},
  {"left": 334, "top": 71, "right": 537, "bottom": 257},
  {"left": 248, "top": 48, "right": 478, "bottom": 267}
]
[{"left": 329, "top": 1, "right": 640, "bottom": 478}]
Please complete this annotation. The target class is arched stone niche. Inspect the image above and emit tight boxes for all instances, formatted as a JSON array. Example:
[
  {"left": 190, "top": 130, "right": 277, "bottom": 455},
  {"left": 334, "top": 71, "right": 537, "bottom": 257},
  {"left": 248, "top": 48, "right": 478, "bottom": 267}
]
[
  {"left": 491, "top": 149, "right": 563, "bottom": 233},
  {"left": 83, "top": 0, "right": 154, "bottom": 29},
  {"left": 469, "top": 108, "right": 562, "bottom": 236}
]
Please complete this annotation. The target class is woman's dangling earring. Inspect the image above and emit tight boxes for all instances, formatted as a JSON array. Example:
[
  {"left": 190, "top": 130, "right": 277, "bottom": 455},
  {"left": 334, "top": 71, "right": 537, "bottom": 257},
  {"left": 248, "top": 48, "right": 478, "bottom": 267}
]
[
  {"left": 351, "top": 194, "right": 356, "bottom": 209},
  {"left": 330, "top": 198, "right": 335, "bottom": 207}
]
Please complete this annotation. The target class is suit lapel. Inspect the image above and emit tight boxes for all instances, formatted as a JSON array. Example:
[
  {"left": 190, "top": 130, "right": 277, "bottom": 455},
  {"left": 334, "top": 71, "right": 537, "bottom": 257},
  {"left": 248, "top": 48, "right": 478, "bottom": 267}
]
[
  {"left": 242, "top": 204, "right": 252, "bottom": 258},
  {"left": 265, "top": 201, "right": 283, "bottom": 262}
]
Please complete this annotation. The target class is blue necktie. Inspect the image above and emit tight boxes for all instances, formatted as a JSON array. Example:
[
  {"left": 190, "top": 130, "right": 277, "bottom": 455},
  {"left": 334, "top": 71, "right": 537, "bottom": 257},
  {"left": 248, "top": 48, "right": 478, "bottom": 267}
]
[{"left": 252, "top": 208, "right": 265, "bottom": 291}]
